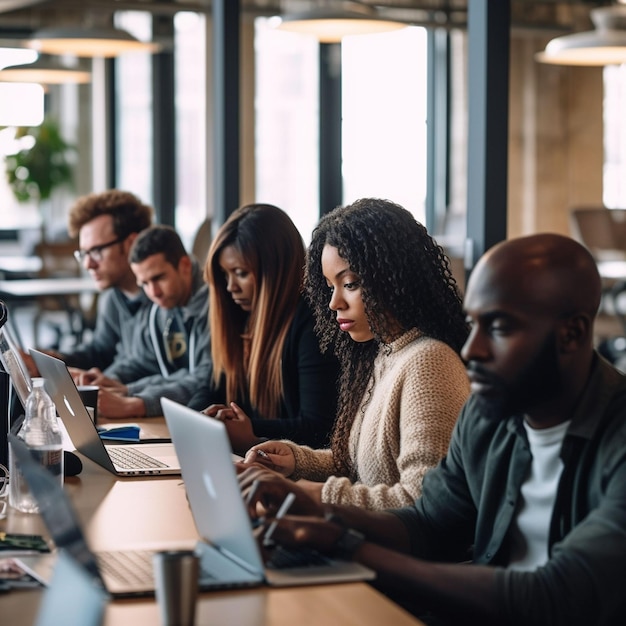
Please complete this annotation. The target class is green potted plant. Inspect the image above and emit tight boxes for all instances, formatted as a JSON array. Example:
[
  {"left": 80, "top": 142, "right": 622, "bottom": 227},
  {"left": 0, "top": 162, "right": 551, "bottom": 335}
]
[{"left": 4, "top": 117, "right": 77, "bottom": 239}]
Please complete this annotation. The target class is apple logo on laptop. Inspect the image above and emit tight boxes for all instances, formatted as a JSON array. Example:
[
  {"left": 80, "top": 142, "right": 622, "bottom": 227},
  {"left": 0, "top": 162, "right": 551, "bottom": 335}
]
[
  {"left": 203, "top": 472, "right": 218, "bottom": 500},
  {"left": 64, "top": 396, "right": 76, "bottom": 416}
]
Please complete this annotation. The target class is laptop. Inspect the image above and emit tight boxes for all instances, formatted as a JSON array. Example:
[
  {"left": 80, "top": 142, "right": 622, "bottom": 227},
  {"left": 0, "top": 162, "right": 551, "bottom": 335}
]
[
  {"left": 29, "top": 349, "right": 181, "bottom": 476},
  {"left": 9, "top": 433, "right": 257, "bottom": 597},
  {"left": 160, "top": 397, "right": 376, "bottom": 587},
  {"left": 0, "top": 316, "right": 32, "bottom": 406},
  {"left": 35, "top": 550, "right": 108, "bottom": 626}
]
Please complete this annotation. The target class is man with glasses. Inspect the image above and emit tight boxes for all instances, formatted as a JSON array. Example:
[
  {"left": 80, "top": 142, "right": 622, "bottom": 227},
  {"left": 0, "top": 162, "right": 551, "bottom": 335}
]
[{"left": 22, "top": 189, "right": 153, "bottom": 377}]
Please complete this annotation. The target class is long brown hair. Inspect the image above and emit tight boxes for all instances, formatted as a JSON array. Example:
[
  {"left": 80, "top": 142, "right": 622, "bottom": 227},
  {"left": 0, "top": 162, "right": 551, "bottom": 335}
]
[{"left": 205, "top": 204, "right": 305, "bottom": 418}]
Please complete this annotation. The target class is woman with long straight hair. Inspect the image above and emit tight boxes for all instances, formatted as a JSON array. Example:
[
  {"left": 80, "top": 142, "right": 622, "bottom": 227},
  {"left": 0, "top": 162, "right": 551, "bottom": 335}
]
[
  {"left": 189, "top": 203, "right": 339, "bottom": 455},
  {"left": 242, "top": 198, "right": 470, "bottom": 510}
]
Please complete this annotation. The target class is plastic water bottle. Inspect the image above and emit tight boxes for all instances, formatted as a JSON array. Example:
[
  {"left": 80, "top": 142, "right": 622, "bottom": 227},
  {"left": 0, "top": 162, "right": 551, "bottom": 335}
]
[{"left": 9, "top": 377, "right": 64, "bottom": 513}]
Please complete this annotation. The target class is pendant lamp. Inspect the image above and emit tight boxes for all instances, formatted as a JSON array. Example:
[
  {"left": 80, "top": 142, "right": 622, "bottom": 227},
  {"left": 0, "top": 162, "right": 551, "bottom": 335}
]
[
  {"left": 27, "top": 26, "right": 160, "bottom": 58},
  {"left": 275, "top": 1, "right": 406, "bottom": 43},
  {"left": 536, "top": 5, "right": 626, "bottom": 66},
  {"left": 0, "top": 54, "right": 90, "bottom": 84}
]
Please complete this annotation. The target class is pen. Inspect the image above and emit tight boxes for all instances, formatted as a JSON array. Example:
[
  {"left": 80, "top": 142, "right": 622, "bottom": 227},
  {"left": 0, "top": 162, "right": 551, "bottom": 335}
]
[
  {"left": 263, "top": 492, "right": 296, "bottom": 547},
  {"left": 255, "top": 449, "right": 270, "bottom": 459}
]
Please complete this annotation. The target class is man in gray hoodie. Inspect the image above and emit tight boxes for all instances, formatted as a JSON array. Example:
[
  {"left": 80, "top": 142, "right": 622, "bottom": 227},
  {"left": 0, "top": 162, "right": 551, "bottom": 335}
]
[
  {"left": 22, "top": 189, "right": 153, "bottom": 377},
  {"left": 82, "top": 225, "right": 211, "bottom": 418}
]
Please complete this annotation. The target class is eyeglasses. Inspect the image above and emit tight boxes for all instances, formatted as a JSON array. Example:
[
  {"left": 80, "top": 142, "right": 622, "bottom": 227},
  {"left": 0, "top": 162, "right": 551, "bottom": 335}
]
[
  {"left": 0, "top": 463, "right": 8, "bottom": 520},
  {"left": 74, "top": 237, "right": 124, "bottom": 264}
]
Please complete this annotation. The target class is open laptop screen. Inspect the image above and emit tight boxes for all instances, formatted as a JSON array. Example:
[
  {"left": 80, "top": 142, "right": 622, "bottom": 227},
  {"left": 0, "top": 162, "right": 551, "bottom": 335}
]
[
  {"left": 0, "top": 324, "right": 31, "bottom": 406},
  {"left": 8, "top": 433, "right": 105, "bottom": 587}
]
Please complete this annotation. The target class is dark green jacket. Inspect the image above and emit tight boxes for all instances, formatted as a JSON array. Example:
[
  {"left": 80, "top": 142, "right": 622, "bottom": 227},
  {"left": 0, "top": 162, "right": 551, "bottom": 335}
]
[{"left": 393, "top": 353, "right": 626, "bottom": 625}]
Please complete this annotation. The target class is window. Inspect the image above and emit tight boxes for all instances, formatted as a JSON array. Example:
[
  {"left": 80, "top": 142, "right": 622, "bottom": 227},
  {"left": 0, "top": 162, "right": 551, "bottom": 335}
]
[
  {"left": 0, "top": 48, "right": 45, "bottom": 232},
  {"left": 255, "top": 22, "right": 428, "bottom": 243},
  {"left": 255, "top": 20, "right": 319, "bottom": 243},
  {"left": 114, "top": 11, "right": 154, "bottom": 206},
  {"left": 342, "top": 27, "right": 428, "bottom": 223},
  {"left": 604, "top": 64, "right": 626, "bottom": 209},
  {"left": 174, "top": 11, "right": 207, "bottom": 250}
]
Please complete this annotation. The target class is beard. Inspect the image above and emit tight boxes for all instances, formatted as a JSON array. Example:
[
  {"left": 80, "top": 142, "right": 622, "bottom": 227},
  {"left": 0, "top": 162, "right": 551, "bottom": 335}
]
[{"left": 467, "top": 332, "right": 562, "bottom": 420}]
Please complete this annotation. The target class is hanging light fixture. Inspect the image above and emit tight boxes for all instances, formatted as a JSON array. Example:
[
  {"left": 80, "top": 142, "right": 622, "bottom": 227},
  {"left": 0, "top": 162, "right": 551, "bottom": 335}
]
[
  {"left": 0, "top": 54, "right": 91, "bottom": 84},
  {"left": 27, "top": 26, "right": 160, "bottom": 58},
  {"left": 536, "top": 4, "right": 626, "bottom": 66},
  {"left": 274, "top": 1, "right": 407, "bottom": 43}
]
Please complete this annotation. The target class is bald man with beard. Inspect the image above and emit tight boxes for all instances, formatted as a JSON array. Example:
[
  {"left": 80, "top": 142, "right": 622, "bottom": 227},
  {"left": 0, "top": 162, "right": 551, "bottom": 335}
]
[{"left": 238, "top": 233, "right": 626, "bottom": 626}]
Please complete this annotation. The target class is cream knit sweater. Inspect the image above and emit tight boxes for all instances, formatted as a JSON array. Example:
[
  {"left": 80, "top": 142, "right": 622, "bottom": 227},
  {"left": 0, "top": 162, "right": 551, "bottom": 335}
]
[{"left": 286, "top": 329, "right": 470, "bottom": 510}]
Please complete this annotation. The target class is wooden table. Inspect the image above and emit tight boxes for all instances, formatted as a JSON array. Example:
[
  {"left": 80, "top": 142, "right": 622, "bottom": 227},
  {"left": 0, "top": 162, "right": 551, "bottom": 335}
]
[{"left": 0, "top": 423, "right": 424, "bottom": 626}]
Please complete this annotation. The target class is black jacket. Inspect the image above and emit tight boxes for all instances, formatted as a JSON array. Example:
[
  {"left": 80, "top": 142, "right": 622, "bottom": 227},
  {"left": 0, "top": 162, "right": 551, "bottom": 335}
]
[{"left": 188, "top": 298, "right": 339, "bottom": 448}]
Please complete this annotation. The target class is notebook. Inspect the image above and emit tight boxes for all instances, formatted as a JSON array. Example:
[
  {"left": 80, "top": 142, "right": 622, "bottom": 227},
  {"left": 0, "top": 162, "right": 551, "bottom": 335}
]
[
  {"left": 160, "top": 397, "right": 376, "bottom": 587},
  {"left": 29, "top": 349, "right": 181, "bottom": 476}
]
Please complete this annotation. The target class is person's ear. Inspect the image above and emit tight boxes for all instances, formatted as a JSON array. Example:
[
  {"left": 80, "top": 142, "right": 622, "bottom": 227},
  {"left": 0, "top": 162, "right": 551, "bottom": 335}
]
[
  {"left": 559, "top": 314, "right": 592, "bottom": 353},
  {"left": 178, "top": 255, "right": 193, "bottom": 276},
  {"left": 123, "top": 232, "right": 138, "bottom": 257}
]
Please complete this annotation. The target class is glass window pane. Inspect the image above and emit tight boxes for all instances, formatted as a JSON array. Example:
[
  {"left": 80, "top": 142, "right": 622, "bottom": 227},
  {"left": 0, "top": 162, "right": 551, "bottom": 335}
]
[
  {"left": 255, "top": 19, "right": 320, "bottom": 243},
  {"left": 255, "top": 23, "right": 428, "bottom": 241},
  {"left": 174, "top": 11, "right": 207, "bottom": 250},
  {"left": 342, "top": 27, "right": 428, "bottom": 224},
  {"left": 114, "top": 11, "right": 153, "bottom": 205},
  {"left": 604, "top": 64, "right": 626, "bottom": 209}
]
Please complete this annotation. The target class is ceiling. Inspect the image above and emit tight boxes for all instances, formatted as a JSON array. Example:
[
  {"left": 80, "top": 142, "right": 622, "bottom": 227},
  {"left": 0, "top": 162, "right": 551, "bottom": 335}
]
[{"left": 0, "top": 1, "right": 616, "bottom": 42}]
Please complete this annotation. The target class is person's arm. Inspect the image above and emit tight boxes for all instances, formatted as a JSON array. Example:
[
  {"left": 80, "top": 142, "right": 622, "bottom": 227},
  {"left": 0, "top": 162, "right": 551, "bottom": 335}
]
[
  {"left": 238, "top": 465, "right": 411, "bottom": 551},
  {"left": 322, "top": 343, "right": 469, "bottom": 509},
  {"left": 102, "top": 308, "right": 161, "bottom": 383},
  {"left": 127, "top": 326, "right": 213, "bottom": 416},
  {"left": 186, "top": 369, "right": 224, "bottom": 412},
  {"left": 103, "top": 346, "right": 160, "bottom": 383},
  {"left": 249, "top": 301, "right": 339, "bottom": 447},
  {"left": 125, "top": 364, "right": 209, "bottom": 416},
  {"left": 336, "top": 539, "right": 501, "bottom": 623},
  {"left": 58, "top": 290, "right": 120, "bottom": 370},
  {"left": 97, "top": 388, "right": 146, "bottom": 418}
]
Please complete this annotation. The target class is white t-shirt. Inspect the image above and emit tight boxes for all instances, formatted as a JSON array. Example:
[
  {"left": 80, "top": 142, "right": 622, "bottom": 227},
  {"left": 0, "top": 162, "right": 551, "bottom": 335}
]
[{"left": 508, "top": 419, "right": 571, "bottom": 571}]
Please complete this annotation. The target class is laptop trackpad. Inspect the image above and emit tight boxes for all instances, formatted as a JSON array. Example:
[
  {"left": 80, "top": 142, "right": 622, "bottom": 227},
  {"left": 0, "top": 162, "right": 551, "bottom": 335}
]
[
  {"left": 136, "top": 444, "right": 179, "bottom": 466},
  {"left": 196, "top": 542, "right": 261, "bottom": 587}
]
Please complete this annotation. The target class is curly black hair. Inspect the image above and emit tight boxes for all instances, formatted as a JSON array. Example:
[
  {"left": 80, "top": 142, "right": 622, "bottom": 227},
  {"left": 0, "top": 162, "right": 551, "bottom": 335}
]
[{"left": 304, "top": 198, "right": 468, "bottom": 477}]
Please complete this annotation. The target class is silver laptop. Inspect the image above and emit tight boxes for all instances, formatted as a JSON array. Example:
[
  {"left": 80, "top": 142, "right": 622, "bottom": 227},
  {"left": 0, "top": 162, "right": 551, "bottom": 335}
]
[
  {"left": 35, "top": 550, "right": 108, "bottom": 626},
  {"left": 9, "top": 433, "right": 259, "bottom": 597},
  {"left": 161, "top": 397, "right": 376, "bottom": 587},
  {"left": 29, "top": 349, "right": 180, "bottom": 476}
]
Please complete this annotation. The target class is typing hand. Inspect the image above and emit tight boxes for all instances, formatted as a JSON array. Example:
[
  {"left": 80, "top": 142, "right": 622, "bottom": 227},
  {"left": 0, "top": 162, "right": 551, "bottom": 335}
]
[
  {"left": 261, "top": 514, "right": 345, "bottom": 556},
  {"left": 76, "top": 368, "right": 126, "bottom": 394},
  {"left": 239, "top": 466, "right": 322, "bottom": 520},
  {"left": 244, "top": 441, "right": 295, "bottom": 477},
  {"left": 75, "top": 367, "right": 104, "bottom": 386},
  {"left": 205, "top": 402, "right": 258, "bottom": 455},
  {"left": 97, "top": 389, "right": 145, "bottom": 419},
  {"left": 202, "top": 403, "right": 233, "bottom": 419}
]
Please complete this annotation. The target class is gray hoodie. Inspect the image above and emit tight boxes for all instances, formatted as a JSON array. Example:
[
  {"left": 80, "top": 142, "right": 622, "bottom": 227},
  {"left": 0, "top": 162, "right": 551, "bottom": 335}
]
[{"left": 105, "top": 259, "right": 211, "bottom": 416}]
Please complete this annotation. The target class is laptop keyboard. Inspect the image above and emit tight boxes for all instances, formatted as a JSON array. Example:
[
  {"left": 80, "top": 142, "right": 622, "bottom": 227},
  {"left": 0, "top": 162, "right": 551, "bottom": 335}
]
[
  {"left": 107, "top": 446, "right": 168, "bottom": 469},
  {"left": 97, "top": 550, "right": 216, "bottom": 587},
  {"left": 266, "top": 545, "right": 333, "bottom": 570},
  {"left": 97, "top": 550, "right": 155, "bottom": 586}
]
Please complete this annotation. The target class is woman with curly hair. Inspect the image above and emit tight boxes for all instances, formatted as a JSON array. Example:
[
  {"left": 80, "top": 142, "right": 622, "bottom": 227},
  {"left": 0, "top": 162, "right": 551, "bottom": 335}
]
[
  {"left": 188, "top": 203, "right": 339, "bottom": 454},
  {"left": 243, "top": 198, "right": 470, "bottom": 510}
]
